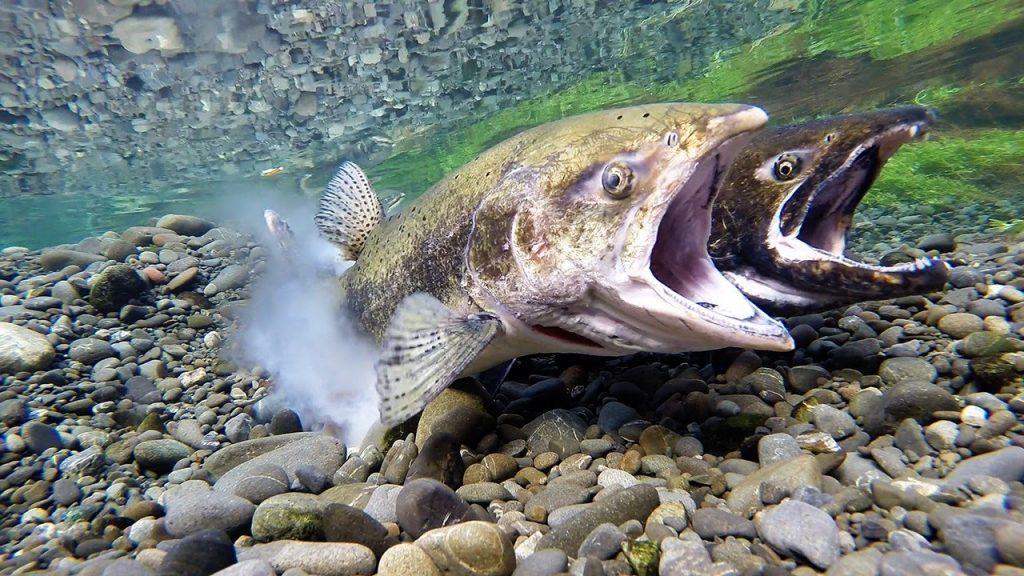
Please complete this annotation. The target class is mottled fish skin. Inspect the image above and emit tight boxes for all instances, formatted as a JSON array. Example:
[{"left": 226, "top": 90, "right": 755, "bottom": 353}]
[
  {"left": 338, "top": 103, "right": 793, "bottom": 378},
  {"left": 709, "top": 106, "right": 950, "bottom": 314}
]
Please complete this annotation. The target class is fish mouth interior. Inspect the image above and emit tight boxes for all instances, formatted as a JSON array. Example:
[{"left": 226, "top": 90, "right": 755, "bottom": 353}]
[
  {"left": 649, "top": 139, "right": 778, "bottom": 328},
  {"left": 794, "top": 144, "right": 881, "bottom": 254},
  {"left": 781, "top": 121, "right": 929, "bottom": 261}
]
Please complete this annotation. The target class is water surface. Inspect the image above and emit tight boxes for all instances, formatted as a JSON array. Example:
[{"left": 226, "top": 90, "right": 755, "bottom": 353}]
[{"left": 1, "top": 0, "right": 1021, "bottom": 248}]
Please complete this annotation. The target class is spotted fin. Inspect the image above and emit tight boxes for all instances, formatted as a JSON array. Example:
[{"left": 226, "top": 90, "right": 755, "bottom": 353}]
[
  {"left": 314, "top": 161, "right": 383, "bottom": 260},
  {"left": 376, "top": 293, "right": 501, "bottom": 426}
]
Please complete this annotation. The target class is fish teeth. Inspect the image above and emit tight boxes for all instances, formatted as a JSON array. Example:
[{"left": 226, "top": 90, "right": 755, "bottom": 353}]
[{"left": 894, "top": 257, "right": 935, "bottom": 272}]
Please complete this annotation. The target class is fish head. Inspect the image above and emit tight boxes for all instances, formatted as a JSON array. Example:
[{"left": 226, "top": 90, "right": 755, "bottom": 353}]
[
  {"left": 471, "top": 103, "right": 794, "bottom": 354},
  {"left": 709, "top": 106, "right": 949, "bottom": 313}
]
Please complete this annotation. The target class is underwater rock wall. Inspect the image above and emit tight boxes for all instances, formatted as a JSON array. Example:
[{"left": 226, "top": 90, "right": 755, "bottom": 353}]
[{"left": 0, "top": 0, "right": 792, "bottom": 198}]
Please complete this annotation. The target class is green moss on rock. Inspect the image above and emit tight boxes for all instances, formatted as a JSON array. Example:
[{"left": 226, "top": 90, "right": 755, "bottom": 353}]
[{"left": 89, "top": 264, "right": 148, "bottom": 312}]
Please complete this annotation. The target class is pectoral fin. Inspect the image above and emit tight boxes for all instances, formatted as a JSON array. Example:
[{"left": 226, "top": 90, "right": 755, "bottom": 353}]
[
  {"left": 314, "top": 161, "right": 383, "bottom": 260},
  {"left": 376, "top": 293, "right": 501, "bottom": 426}
]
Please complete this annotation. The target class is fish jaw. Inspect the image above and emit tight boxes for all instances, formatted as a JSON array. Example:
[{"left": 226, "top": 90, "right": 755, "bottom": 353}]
[
  {"left": 512, "top": 106, "right": 793, "bottom": 354},
  {"left": 713, "top": 106, "right": 949, "bottom": 313}
]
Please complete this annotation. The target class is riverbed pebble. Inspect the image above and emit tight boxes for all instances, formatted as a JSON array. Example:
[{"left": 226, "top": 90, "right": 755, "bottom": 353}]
[{"left": 2, "top": 210, "right": 1022, "bottom": 575}]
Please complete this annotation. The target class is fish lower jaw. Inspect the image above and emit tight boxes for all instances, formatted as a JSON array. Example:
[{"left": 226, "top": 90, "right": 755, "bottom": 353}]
[
  {"left": 586, "top": 276, "right": 794, "bottom": 353},
  {"left": 774, "top": 233, "right": 942, "bottom": 276},
  {"left": 731, "top": 243, "right": 949, "bottom": 315},
  {"left": 722, "top": 269, "right": 838, "bottom": 311}
]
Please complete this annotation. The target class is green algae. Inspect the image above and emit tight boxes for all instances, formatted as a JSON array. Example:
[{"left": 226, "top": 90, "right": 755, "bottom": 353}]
[
  {"left": 988, "top": 219, "right": 1024, "bottom": 235},
  {"left": 803, "top": 0, "right": 1023, "bottom": 60},
  {"left": 912, "top": 76, "right": 1024, "bottom": 112},
  {"left": 867, "top": 128, "right": 1024, "bottom": 207},
  {"left": 622, "top": 539, "right": 660, "bottom": 576}
]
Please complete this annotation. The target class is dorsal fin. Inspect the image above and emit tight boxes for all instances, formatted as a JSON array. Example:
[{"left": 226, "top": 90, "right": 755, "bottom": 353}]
[{"left": 314, "top": 161, "right": 384, "bottom": 260}]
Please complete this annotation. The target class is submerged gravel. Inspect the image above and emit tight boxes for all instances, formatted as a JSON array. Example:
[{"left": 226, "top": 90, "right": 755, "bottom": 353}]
[{"left": 0, "top": 203, "right": 1023, "bottom": 576}]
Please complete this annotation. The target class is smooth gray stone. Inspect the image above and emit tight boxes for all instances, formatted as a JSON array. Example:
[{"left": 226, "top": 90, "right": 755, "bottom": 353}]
[
  {"left": 206, "top": 264, "right": 250, "bottom": 293},
  {"left": 941, "top": 446, "right": 1024, "bottom": 490},
  {"left": 157, "top": 528, "right": 236, "bottom": 576},
  {"left": 156, "top": 214, "right": 216, "bottom": 237},
  {"left": 513, "top": 549, "right": 568, "bottom": 576},
  {"left": 929, "top": 506, "right": 1014, "bottom": 574},
  {"left": 134, "top": 439, "right": 192, "bottom": 472},
  {"left": 536, "top": 484, "right": 659, "bottom": 554},
  {"left": 68, "top": 337, "right": 116, "bottom": 364},
  {"left": 38, "top": 249, "right": 105, "bottom": 271},
  {"left": 22, "top": 421, "right": 63, "bottom": 454},
  {"left": 204, "top": 432, "right": 319, "bottom": 480},
  {"left": 396, "top": 478, "right": 473, "bottom": 540},
  {"left": 164, "top": 481, "right": 256, "bottom": 537},
  {"left": 236, "top": 541, "right": 376, "bottom": 576},
  {"left": 877, "top": 550, "right": 962, "bottom": 576},
  {"left": 756, "top": 500, "right": 841, "bottom": 569},
  {"left": 691, "top": 508, "right": 756, "bottom": 540},
  {"left": 758, "top": 433, "right": 802, "bottom": 466}
]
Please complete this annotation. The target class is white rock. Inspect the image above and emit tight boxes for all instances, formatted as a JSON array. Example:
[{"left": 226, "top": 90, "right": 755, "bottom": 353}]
[
  {"left": 961, "top": 405, "right": 987, "bottom": 427},
  {"left": 891, "top": 478, "right": 941, "bottom": 497},
  {"left": 514, "top": 531, "right": 543, "bottom": 562},
  {"left": 237, "top": 541, "right": 375, "bottom": 576},
  {"left": 204, "top": 331, "right": 222, "bottom": 349},
  {"left": 0, "top": 323, "right": 56, "bottom": 373},
  {"left": 248, "top": 100, "right": 272, "bottom": 114},
  {"left": 796, "top": 431, "right": 841, "bottom": 453},
  {"left": 179, "top": 367, "right": 207, "bottom": 387},
  {"left": 112, "top": 17, "right": 184, "bottom": 55},
  {"left": 597, "top": 468, "right": 639, "bottom": 489},
  {"left": 924, "top": 420, "right": 959, "bottom": 451},
  {"left": 128, "top": 517, "right": 170, "bottom": 545}
]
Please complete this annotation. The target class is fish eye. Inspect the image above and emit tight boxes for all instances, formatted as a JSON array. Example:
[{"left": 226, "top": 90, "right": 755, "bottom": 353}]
[
  {"left": 665, "top": 132, "right": 679, "bottom": 147},
  {"left": 824, "top": 132, "right": 837, "bottom": 143},
  {"left": 772, "top": 153, "right": 801, "bottom": 181},
  {"left": 602, "top": 161, "right": 635, "bottom": 198}
]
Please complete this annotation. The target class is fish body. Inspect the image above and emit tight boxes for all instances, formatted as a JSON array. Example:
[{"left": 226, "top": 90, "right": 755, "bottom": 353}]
[
  {"left": 263, "top": 209, "right": 294, "bottom": 253},
  {"left": 709, "top": 106, "right": 950, "bottom": 314},
  {"left": 318, "top": 103, "right": 794, "bottom": 425}
]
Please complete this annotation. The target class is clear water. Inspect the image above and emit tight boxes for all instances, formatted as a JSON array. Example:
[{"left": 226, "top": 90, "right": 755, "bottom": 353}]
[{"left": 1, "top": 0, "right": 1022, "bottom": 249}]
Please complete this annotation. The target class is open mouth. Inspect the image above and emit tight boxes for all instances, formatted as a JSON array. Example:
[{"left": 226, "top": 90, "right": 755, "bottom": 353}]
[
  {"left": 648, "top": 137, "right": 791, "bottom": 340},
  {"left": 794, "top": 143, "right": 880, "bottom": 253},
  {"left": 771, "top": 119, "right": 950, "bottom": 294}
]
